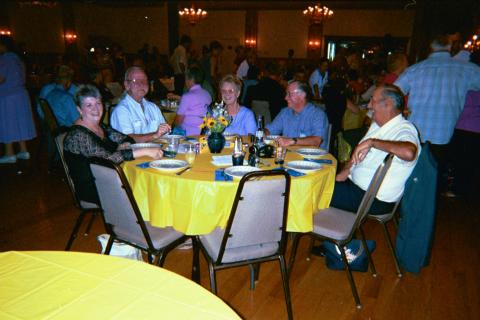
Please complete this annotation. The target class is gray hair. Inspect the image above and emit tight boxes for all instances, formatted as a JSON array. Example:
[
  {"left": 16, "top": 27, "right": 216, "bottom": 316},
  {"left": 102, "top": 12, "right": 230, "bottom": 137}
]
[
  {"left": 380, "top": 84, "right": 405, "bottom": 112},
  {"left": 75, "top": 84, "right": 102, "bottom": 107},
  {"left": 124, "top": 66, "right": 146, "bottom": 82}
]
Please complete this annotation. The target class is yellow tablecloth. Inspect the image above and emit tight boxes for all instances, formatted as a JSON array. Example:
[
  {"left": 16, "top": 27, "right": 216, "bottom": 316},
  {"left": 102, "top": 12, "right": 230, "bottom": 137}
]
[
  {"left": 0, "top": 251, "right": 240, "bottom": 320},
  {"left": 122, "top": 146, "right": 336, "bottom": 235}
]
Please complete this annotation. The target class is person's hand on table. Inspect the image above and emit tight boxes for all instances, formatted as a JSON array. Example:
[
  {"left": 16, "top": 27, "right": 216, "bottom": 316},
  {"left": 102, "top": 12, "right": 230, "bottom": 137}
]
[
  {"left": 276, "top": 137, "right": 295, "bottom": 147},
  {"left": 351, "top": 138, "right": 373, "bottom": 165},
  {"left": 167, "top": 93, "right": 181, "bottom": 101},
  {"left": 156, "top": 123, "right": 171, "bottom": 137},
  {"left": 134, "top": 147, "right": 163, "bottom": 160}
]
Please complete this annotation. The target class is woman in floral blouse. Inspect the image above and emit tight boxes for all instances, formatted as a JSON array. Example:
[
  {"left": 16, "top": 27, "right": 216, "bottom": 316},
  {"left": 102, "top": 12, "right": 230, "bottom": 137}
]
[{"left": 64, "top": 84, "right": 163, "bottom": 204}]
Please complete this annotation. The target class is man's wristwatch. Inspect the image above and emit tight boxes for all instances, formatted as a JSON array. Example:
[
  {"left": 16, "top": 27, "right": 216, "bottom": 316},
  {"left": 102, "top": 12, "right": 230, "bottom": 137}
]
[{"left": 292, "top": 138, "right": 298, "bottom": 145}]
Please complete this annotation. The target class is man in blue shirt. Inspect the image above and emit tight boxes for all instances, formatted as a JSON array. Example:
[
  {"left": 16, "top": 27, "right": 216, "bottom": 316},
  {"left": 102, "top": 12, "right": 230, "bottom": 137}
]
[
  {"left": 265, "top": 81, "right": 329, "bottom": 149},
  {"left": 45, "top": 66, "right": 79, "bottom": 127}
]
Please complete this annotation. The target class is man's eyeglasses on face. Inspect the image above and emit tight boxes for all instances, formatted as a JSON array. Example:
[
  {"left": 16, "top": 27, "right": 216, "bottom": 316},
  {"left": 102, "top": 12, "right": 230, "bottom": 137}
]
[
  {"left": 127, "top": 79, "right": 149, "bottom": 87},
  {"left": 221, "top": 89, "right": 235, "bottom": 95},
  {"left": 286, "top": 89, "right": 300, "bottom": 97}
]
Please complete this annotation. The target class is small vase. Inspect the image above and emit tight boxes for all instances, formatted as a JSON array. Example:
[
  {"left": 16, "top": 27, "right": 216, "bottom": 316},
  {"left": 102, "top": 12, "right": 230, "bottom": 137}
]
[{"left": 207, "top": 132, "right": 226, "bottom": 153}]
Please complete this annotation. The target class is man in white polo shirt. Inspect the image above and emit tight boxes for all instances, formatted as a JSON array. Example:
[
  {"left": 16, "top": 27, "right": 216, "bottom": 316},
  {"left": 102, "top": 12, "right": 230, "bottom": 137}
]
[
  {"left": 333, "top": 84, "right": 421, "bottom": 215},
  {"left": 110, "top": 67, "right": 170, "bottom": 142}
]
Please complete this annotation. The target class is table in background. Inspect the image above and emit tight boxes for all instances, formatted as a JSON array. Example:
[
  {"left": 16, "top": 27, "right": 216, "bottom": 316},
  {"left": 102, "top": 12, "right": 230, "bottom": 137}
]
[
  {"left": 0, "top": 251, "right": 240, "bottom": 320},
  {"left": 122, "top": 146, "right": 336, "bottom": 235}
]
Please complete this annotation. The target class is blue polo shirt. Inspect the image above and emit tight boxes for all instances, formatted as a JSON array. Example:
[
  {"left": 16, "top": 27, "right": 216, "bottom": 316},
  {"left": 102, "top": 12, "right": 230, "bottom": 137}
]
[{"left": 266, "top": 102, "right": 329, "bottom": 149}]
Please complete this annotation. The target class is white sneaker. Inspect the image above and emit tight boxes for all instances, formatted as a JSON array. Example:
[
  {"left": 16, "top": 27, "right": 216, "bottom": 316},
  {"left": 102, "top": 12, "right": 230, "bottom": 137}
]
[
  {"left": 16, "top": 151, "right": 30, "bottom": 160},
  {"left": 0, "top": 155, "right": 17, "bottom": 164}
]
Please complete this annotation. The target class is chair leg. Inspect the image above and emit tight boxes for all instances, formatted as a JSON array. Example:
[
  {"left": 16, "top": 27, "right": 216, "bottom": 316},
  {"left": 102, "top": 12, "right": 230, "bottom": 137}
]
[
  {"left": 279, "top": 255, "right": 294, "bottom": 320},
  {"left": 306, "top": 236, "right": 315, "bottom": 261},
  {"left": 191, "top": 237, "right": 200, "bottom": 283},
  {"left": 339, "top": 245, "right": 362, "bottom": 309},
  {"left": 287, "top": 233, "right": 301, "bottom": 278},
  {"left": 157, "top": 251, "right": 166, "bottom": 267},
  {"left": 83, "top": 211, "right": 97, "bottom": 236},
  {"left": 381, "top": 222, "right": 403, "bottom": 277},
  {"left": 65, "top": 210, "right": 88, "bottom": 251},
  {"left": 104, "top": 235, "right": 115, "bottom": 255},
  {"left": 359, "top": 226, "right": 377, "bottom": 277},
  {"left": 248, "top": 263, "right": 261, "bottom": 290},
  {"left": 208, "top": 262, "right": 218, "bottom": 294}
]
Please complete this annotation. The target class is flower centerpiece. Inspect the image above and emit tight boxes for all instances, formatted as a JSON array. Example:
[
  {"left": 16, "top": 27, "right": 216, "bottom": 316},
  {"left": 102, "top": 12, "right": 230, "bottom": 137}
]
[{"left": 199, "top": 101, "right": 231, "bottom": 153}]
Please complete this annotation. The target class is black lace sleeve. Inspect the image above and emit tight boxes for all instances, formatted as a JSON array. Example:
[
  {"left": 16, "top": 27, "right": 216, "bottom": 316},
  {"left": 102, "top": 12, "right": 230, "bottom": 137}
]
[
  {"left": 103, "top": 124, "right": 135, "bottom": 144},
  {"left": 64, "top": 126, "right": 134, "bottom": 164}
]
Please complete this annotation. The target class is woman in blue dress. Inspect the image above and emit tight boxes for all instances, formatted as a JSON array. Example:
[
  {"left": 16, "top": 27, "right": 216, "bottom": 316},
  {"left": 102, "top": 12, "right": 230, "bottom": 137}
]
[
  {"left": 220, "top": 74, "right": 256, "bottom": 136},
  {"left": 0, "top": 36, "right": 36, "bottom": 163}
]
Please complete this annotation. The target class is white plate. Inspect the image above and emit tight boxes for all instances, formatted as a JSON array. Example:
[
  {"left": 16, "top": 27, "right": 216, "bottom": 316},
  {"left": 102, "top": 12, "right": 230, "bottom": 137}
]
[
  {"left": 224, "top": 166, "right": 261, "bottom": 180},
  {"left": 285, "top": 160, "right": 323, "bottom": 174},
  {"left": 264, "top": 135, "right": 280, "bottom": 144},
  {"left": 296, "top": 148, "right": 328, "bottom": 159},
  {"left": 161, "top": 135, "right": 185, "bottom": 142},
  {"left": 223, "top": 132, "right": 237, "bottom": 141},
  {"left": 211, "top": 155, "right": 247, "bottom": 166},
  {"left": 149, "top": 159, "right": 188, "bottom": 172},
  {"left": 130, "top": 143, "right": 162, "bottom": 149}
]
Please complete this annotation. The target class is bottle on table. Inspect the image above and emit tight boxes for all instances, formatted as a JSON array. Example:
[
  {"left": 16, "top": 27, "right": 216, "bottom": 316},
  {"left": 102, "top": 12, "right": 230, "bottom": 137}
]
[{"left": 254, "top": 115, "right": 265, "bottom": 147}]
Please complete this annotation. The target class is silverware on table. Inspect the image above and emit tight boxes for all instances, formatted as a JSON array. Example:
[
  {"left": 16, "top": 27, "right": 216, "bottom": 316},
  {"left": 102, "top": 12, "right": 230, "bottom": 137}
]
[{"left": 176, "top": 167, "right": 192, "bottom": 176}]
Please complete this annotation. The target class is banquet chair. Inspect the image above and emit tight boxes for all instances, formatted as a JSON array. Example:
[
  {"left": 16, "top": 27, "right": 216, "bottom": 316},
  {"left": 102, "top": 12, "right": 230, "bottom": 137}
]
[
  {"left": 196, "top": 170, "right": 293, "bottom": 319},
  {"left": 366, "top": 200, "right": 403, "bottom": 277},
  {"left": 251, "top": 100, "right": 272, "bottom": 124},
  {"left": 89, "top": 158, "right": 187, "bottom": 267},
  {"left": 54, "top": 133, "right": 102, "bottom": 251},
  {"left": 288, "top": 154, "right": 394, "bottom": 308},
  {"left": 37, "top": 98, "right": 62, "bottom": 170}
]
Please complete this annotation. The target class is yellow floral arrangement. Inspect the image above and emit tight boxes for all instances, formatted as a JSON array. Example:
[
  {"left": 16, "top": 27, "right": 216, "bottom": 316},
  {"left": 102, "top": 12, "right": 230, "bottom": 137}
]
[{"left": 199, "top": 101, "right": 232, "bottom": 133}]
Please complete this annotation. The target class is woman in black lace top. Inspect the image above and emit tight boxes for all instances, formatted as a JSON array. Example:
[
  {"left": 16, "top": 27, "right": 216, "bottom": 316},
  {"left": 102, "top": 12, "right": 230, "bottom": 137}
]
[{"left": 64, "top": 85, "right": 163, "bottom": 204}]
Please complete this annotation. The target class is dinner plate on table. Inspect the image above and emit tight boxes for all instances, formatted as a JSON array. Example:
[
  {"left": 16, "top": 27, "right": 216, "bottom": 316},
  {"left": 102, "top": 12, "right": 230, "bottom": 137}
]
[
  {"left": 224, "top": 166, "right": 261, "bottom": 180},
  {"left": 295, "top": 148, "right": 328, "bottom": 159},
  {"left": 264, "top": 135, "right": 280, "bottom": 145},
  {"left": 161, "top": 134, "right": 185, "bottom": 140},
  {"left": 285, "top": 160, "right": 323, "bottom": 174},
  {"left": 149, "top": 159, "right": 188, "bottom": 173},
  {"left": 130, "top": 143, "right": 162, "bottom": 149}
]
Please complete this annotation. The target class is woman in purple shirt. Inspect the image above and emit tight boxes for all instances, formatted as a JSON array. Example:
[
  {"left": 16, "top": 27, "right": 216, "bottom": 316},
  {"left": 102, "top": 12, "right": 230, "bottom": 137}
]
[
  {"left": 220, "top": 74, "right": 256, "bottom": 136},
  {"left": 174, "top": 67, "right": 212, "bottom": 135},
  {"left": 449, "top": 50, "right": 480, "bottom": 197}
]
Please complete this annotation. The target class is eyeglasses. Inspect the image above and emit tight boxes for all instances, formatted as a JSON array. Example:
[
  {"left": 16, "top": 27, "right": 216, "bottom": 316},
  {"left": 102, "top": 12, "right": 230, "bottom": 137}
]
[
  {"left": 221, "top": 88, "right": 236, "bottom": 95},
  {"left": 127, "top": 79, "right": 148, "bottom": 86},
  {"left": 286, "top": 89, "right": 300, "bottom": 97}
]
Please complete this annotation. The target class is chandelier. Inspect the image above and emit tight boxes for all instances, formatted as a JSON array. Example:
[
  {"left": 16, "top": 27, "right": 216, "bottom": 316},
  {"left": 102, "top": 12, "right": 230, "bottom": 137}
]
[
  {"left": 178, "top": 7, "right": 207, "bottom": 26},
  {"left": 303, "top": 4, "right": 334, "bottom": 24}
]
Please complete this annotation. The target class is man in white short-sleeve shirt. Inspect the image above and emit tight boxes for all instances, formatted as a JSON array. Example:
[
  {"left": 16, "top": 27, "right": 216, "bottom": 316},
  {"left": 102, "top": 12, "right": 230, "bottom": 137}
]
[
  {"left": 333, "top": 85, "right": 421, "bottom": 215},
  {"left": 110, "top": 67, "right": 171, "bottom": 142}
]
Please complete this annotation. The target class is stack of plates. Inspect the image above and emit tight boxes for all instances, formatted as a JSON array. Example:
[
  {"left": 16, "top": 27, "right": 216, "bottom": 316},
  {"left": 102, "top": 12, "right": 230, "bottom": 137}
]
[
  {"left": 149, "top": 159, "right": 188, "bottom": 173},
  {"left": 130, "top": 143, "right": 162, "bottom": 149},
  {"left": 285, "top": 160, "right": 323, "bottom": 174},
  {"left": 295, "top": 148, "right": 328, "bottom": 159},
  {"left": 224, "top": 166, "right": 261, "bottom": 180},
  {"left": 264, "top": 135, "right": 280, "bottom": 145}
]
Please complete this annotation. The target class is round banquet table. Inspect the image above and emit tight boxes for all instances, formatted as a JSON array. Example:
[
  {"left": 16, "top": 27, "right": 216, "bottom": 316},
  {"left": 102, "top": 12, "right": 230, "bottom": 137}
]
[
  {"left": 0, "top": 251, "right": 240, "bottom": 320},
  {"left": 122, "top": 144, "right": 336, "bottom": 235}
]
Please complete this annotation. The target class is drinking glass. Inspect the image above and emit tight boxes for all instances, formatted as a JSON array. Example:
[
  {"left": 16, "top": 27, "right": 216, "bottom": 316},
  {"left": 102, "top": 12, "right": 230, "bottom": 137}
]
[
  {"left": 185, "top": 144, "right": 196, "bottom": 164},
  {"left": 164, "top": 138, "right": 179, "bottom": 158},
  {"left": 274, "top": 146, "right": 287, "bottom": 167},
  {"left": 232, "top": 152, "right": 245, "bottom": 166}
]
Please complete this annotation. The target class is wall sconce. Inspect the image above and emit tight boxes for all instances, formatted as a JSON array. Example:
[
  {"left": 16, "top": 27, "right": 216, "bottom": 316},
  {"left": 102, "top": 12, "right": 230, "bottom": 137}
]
[
  {"left": 0, "top": 28, "right": 12, "bottom": 36},
  {"left": 245, "top": 38, "right": 257, "bottom": 48},
  {"left": 308, "top": 40, "right": 321, "bottom": 48},
  {"left": 64, "top": 32, "right": 78, "bottom": 43}
]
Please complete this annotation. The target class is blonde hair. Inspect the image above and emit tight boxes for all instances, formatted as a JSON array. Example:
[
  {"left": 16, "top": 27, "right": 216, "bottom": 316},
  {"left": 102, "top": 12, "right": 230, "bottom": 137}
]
[{"left": 219, "top": 74, "right": 242, "bottom": 93}]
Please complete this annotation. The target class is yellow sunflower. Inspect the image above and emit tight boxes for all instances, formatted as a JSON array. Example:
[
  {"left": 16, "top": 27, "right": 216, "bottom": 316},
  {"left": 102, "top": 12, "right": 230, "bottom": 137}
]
[
  {"left": 218, "top": 116, "right": 229, "bottom": 126},
  {"left": 207, "top": 119, "right": 216, "bottom": 128},
  {"left": 199, "top": 117, "right": 208, "bottom": 129}
]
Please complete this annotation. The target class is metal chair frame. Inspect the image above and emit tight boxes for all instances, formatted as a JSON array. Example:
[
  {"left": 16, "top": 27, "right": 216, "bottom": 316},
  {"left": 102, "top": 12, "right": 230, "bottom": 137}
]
[
  {"left": 89, "top": 158, "right": 189, "bottom": 267},
  {"left": 195, "top": 170, "right": 293, "bottom": 320},
  {"left": 288, "top": 154, "right": 394, "bottom": 308},
  {"left": 54, "top": 133, "right": 103, "bottom": 250}
]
